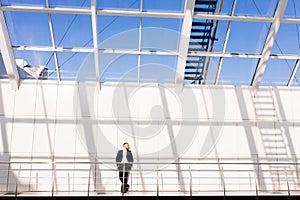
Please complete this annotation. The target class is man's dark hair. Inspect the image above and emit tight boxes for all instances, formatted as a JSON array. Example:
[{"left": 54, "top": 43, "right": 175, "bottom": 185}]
[{"left": 123, "top": 142, "right": 128, "bottom": 146}]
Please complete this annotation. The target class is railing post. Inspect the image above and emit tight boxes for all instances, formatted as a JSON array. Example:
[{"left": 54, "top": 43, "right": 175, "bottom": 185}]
[
  {"left": 36, "top": 172, "right": 38, "bottom": 191},
  {"left": 220, "top": 166, "right": 225, "bottom": 197},
  {"left": 285, "top": 168, "right": 290, "bottom": 197},
  {"left": 156, "top": 167, "right": 159, "bottom": 197},
  {"left": 189, "top": 164, "right": 192, "bottom": 197},
  {"left": 88, "top": 165, "right": 91, "bottom": 197},
  {"left": 51, "top": 164, "right": 55, "bottom": 198},
  {"left": 6, "top": 155, "right": 11, "bottom": 193},
  {"left": 122, "top": 164, "right": 125, "bottom": 197}
]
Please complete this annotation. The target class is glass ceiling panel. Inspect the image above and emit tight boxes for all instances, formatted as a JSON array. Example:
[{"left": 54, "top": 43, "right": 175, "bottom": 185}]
[
  {"left": 5, "top": 11, "right": 52, "bottom": 46},
  {"left": 97, "top": 16, "right": 139, "bottom": 49},
  {"left": 141, "top": 18, "right": 182, "bottom": 51},
  {"left": 219, "top": 0, "right": 234, "bottom": 15},
  {"left": 99, "top": 54, "right": 138, "bottom": 82},
  {"left": 272, "top": 23, "right": 300, "bottom": 55},
  {"left": 140, "top": 55, "right": 177, "bottom": 83},
  {"left": 49, "top": 0, "right": 90, "bottom": 8},
  {"left": 261, "top": 59, "right": 295, "bottom": 86},
  {"left": 52, "top": 14, "right": 93, "bottom": 48},
  {"left": 1, "top": 0, "right": 45, "bottom": 6},
  {"left": 234, "top": 0, "right": 278, "bottom": 17},
  {"left": 143, "top": 0, "right": 184, "bottom": 12},
  {"left": 226, "top": 21, "right": 269, "bottom": 54},
  {"left": 212, "top": 20, "right": 230, "bottom": 52},
  {"left": 96, "top": 0, "right": 139, "bottom": 10},
  {"left": 57, "top": 52, "right": 90, "bottom": 81},
  {"left": 220, "top": 58, "right": 258, "bottom": 85},
  {"left": 284, "top": 0, "right": 300, "bottom": 18}
]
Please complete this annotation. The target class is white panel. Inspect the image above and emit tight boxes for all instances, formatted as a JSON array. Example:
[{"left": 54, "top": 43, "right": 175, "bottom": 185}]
[
  {"left": 54, "top": 117, "right": 77, "bottom": 156},
  {"left": 215, "top": 125, "right": 238, "bottom": 157},
  {"left": 273, "top": 87, "right": 293, "bottom": 121},
  {"left": 291, "top": 88, "right": 300, "bottom": 120},
  {"left": 97, "top": 83, "right": 115, "bottom": 119},
  {"left": 0, "top": 116, "right": 13, "bottom": 153},
  {"left": 35, "top": 81, "right": 58, "bottom": 117},
  {"left": 10, "top": 116, "right": 34, "bottom": 156},
  {"left": 32, "top": 116, "right": 56, "bottom": 157},
  {"left": 194, "top": 87, "right": 209, "bottom": 119},
  {"left": 293, "top": 125, "right": 300, "bottom": 154},
  {"left": 238, "top": 86, "right": 256, "bottom": 120},
  {"left": 224, "top": 86, "right": 241, "bottom": 121},
  {"left": 0, "top": 80, "right": 15, "bottom": 116},
  {"left": 14, "top": 81, "right": 37, "bottom": 116},
  {"left": 56, "top": 82, "right": 76, "bottom": 117}
]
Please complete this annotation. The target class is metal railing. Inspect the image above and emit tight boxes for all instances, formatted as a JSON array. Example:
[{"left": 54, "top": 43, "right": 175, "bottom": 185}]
[{"left": 0, "top": 160, "right": 299, "bottom": 197}]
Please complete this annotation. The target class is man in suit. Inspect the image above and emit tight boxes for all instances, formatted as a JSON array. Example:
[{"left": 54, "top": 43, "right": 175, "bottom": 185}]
[{"left": 115, "top": 142, "right": 134, "bottom": 193}]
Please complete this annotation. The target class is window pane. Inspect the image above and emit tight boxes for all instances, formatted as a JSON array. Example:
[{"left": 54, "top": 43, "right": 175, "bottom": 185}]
[
  {"left": 5, "top": 12, "right": 52, "bottom": 46},
  {"left": 226, "top": 21, "right": 269, "bottom": 54}
]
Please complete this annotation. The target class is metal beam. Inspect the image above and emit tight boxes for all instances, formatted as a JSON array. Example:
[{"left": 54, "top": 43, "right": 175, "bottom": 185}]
[
  {"left": 46, "top": 0, "right": 61, "bottom": 80},
  {"left": 287, "top": 59, "right": 300, "bottom": 86},
  {"left": 0, "top": 5, "right": 19, "bottom": 90},
  {"left": 214, "top": 0, "right": 237, "bottom": 85},
  {"left": 202, "top": 0, "right": 224, "bottom": 84},
  {"left": 251, "top": 0, "right": 288, "bottom": 89},
  {"left": 12, "top": 45, "right": 300, "bottom": 60},
  {"left": 1, "top": 5, "right": 183, "bottom": 18},
  {"left": 4, "top": 4, "right": 300, "bottom": 24},
  {"left": 12, "top": 45, "right": 178, "bottom": 55},
  {"left": 137, "top": 0, "right": 143, "bottom": 83},
  {"left": 91, "top": 0, "right": 100, "bottom": 82},
  {"left": 175, "top": 0, "right": 195, "bottom": 91}
]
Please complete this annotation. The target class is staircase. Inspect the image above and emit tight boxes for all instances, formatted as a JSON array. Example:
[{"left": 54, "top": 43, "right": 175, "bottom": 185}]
[
  {"left": 184, "top": 0, "right": 217, "bottom": 84},
  {"left": 253, "top": 89, "right": 297, "bottom": 191}
]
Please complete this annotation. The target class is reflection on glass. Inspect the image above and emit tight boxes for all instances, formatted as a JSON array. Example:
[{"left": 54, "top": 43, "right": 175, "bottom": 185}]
[
  {"left": 143, "top": 0, "right": 184, "bottom": 12},
  {"left": 49, "top": 0, "right": 90, "bottom": 8},
  {"left": 262, "top": 59, "right": 295, "bottom": 86},
  {"left": 272, "top": 23, "right": 300, "bottom": 55},
  {"left": 234, "top": 0, "right": 277, "bottom": 17},
  {"left": 220, "top": 58, "right": 258, "bottom": 85},
  {"left": 96, "top": 0, "right": 139, "bottom": 10},
  {"left": 226, "top": 21, "right": 269, "bottom": 54},
  {"left": 140, "top": 55, "right": 177, "bottom": 83},
  {"left": 52, "top": 14, "right": 93, "bottom": 48},
  {"left": 1, "top": 0, "right": 45, "bottom": 6},
  {"left": 5, "top": 12, "right": 52, "bottom": 46}
]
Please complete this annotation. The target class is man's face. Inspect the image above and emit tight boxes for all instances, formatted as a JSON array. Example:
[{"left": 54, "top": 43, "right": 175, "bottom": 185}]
[{"left": 123, "top": 143, "right": 129, "bottom": 149}]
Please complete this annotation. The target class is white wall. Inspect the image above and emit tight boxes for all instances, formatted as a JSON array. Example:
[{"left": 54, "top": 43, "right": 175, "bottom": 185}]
[{"left": 0, "top": 79, "right": 299, "bottom": 195}]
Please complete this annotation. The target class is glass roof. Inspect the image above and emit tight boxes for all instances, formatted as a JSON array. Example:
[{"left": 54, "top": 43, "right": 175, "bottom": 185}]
[{"left": 0, "top": 0, "right": 299, "bottom": 87}]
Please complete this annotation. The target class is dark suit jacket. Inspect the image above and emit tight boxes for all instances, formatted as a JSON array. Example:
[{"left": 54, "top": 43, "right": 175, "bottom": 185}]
[{"left": 115, "top": 149, "right": 134, "bottom": 171}]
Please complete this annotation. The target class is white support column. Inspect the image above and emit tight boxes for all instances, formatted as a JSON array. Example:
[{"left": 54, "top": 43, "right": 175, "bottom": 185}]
[
  {"left": 91, "top": 0, "right": 100, "bottom": 82},
  {"left": 251, "top": 0, "right": 288, "bottom": 90},
  {"left": 287, "top": 59, "right": 300, "bottom": 86},
  {"left": 137, "top": 0, "right": 143, "bottom": 83},
  {"left": 175, "top": 0, "right": 195, "bottom": 92},
  {"left": 214, "top": 0, "right": 236, "bottom": 85},
  {"left": 46, "top": 0, "right": 61, "bottom": 81},
  {"left": 0, "top": 5, "right": 19, "bottom": 90}
]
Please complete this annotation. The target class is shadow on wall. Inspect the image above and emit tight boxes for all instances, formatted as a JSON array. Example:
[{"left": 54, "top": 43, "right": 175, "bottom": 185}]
[
  {"left": 236, "top": 86, "right": 299, "bottom": 191},
  {"left": 0, "top": 85, "right": 22, "bottom": 193}
]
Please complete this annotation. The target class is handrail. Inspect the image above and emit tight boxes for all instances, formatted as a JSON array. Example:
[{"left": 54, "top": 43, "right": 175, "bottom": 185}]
[{"left": 0, "top": 161, "right": 299, "bottom": 196}]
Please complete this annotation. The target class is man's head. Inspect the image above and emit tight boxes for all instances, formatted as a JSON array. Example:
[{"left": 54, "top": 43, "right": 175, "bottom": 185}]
[{"left": 123, "top": 142, "right": 129, "bottom": 150}]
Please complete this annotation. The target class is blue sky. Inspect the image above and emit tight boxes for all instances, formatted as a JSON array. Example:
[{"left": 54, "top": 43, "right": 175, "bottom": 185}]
[{"left": 0, "top": 0, "right": 300, "bottom": 86}]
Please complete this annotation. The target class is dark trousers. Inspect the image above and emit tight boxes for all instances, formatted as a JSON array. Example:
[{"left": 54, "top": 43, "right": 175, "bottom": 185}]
[{"left": 119, "top": 171, "right": 129, "bottom": 185}]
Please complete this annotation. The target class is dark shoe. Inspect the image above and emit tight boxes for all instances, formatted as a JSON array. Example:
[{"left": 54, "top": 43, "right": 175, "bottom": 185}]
[
  {"left": 121, "top": 184, "right": 127, "bottom": 193},
  {"left": 125, "top": 184, "right": 130, "bottom": 192}
]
